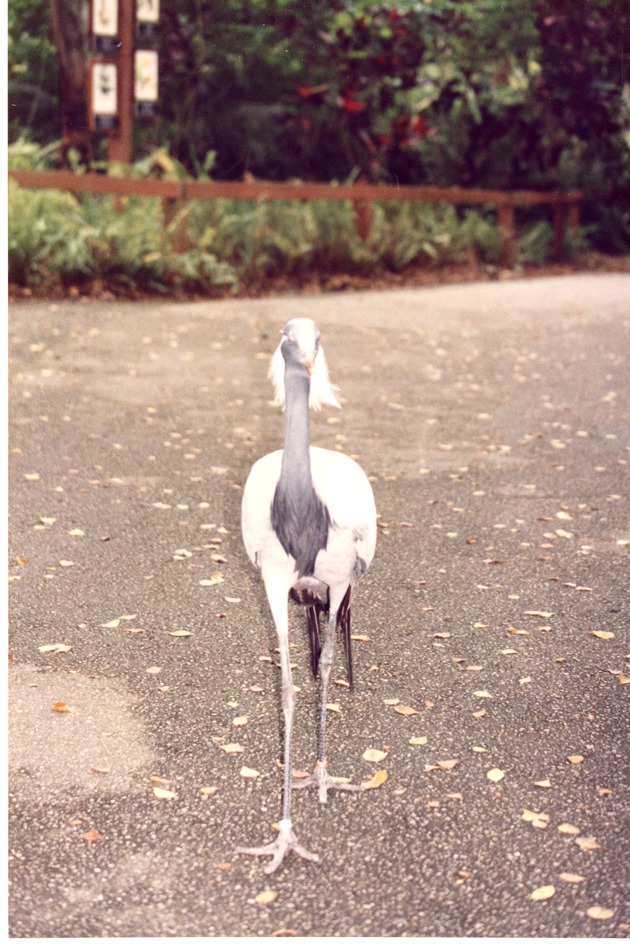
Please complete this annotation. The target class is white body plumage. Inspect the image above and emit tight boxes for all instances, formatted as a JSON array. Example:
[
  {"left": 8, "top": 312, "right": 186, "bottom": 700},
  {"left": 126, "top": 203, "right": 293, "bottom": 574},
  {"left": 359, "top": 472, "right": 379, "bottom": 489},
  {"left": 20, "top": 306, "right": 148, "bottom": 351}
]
[{"left": 242, "top": 445, "right": 376, "bottom": 597}]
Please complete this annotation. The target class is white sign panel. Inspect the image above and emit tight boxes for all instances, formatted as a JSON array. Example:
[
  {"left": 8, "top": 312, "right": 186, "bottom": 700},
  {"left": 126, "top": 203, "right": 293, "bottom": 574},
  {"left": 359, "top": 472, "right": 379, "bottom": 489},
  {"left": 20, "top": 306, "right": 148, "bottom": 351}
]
[
  {"left": 92, "top": 0, "right": 119, "bottom": 38},
  {"left": 137, "top": 0, "right": 160, "bottom": 24},
  {"left": 135, "top": 50, "right": 159, "bottom": 102},
  {"left": 92, "top": 62, "right": 118, "bottom": 115}
]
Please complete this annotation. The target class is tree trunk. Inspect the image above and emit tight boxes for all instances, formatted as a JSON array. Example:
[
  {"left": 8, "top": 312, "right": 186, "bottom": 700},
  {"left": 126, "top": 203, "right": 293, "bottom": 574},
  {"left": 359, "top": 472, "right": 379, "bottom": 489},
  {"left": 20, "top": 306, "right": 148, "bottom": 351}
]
[{"left": 50, "top": 0, "right": 92, "bottom": 164}]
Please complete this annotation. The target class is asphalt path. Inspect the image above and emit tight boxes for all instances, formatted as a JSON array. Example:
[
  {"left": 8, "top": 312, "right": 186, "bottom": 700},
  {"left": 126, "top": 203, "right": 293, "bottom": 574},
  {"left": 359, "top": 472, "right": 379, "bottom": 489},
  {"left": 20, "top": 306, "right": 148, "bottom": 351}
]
[{"left": 8, "top": 274, "right": 630, "bottom": 937}]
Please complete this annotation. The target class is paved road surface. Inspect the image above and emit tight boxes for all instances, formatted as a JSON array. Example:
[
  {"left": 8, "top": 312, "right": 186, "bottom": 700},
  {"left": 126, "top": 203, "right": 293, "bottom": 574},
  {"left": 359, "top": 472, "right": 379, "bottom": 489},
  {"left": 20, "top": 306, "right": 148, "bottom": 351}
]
[{"left": 8, "top": 275, "right": 630, "bottom": 937}]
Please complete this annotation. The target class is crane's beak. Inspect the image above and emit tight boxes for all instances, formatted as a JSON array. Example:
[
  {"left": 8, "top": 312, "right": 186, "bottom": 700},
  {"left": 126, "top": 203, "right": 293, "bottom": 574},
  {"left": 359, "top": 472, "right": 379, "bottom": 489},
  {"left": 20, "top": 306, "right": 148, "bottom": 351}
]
[{"left": 302, "top": 351, "right": 317, "bottom": 375}]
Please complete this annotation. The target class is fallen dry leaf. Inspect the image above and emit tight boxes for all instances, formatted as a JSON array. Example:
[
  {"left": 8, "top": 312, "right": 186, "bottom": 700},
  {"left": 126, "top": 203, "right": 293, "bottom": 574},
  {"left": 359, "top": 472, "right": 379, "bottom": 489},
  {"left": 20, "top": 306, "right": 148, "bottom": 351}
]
[
  {"left": 351, "top": 634, "right": 370, "bottom": 642},
  {"left": 530, "top": 884, "right": 555, "bottom": 902},
  {"left": 586, "top": 906, "right": 614, "bottom": 921},
  {"left": 486, "top": 768, "right": 505, "bottom": 782},
  {"left": 102, "top": 619, "right": 120, "bottom": 628},
  {"left": 362, "top": 748, "right": 387, "bottom": 763},
  {"left": 326, "top": 703, "right": 341, "bottom": 713},
  {"left": 473, "top": 690, "right": 493, "bottom": 699},
  {"left": 534, "top": 779, "right": 552, "bottom": 789},
  {"left": 409, "top": 736, "right": 428, "bottom": 746},
  {"left": 233, "top": 716, "right": 248, "bottom": 726},
  {"left": 558, "top": 872, "right": 585, "bottom": 884},
  {"left": 240, "top": 766, "right": 261, "bottom": 779},
  {"left": 567, "top": 754, "right": 584, "bottom": 765},
  {"left": 575, "top": 836, "right": 600, "bottom": 851},
  {"left": 522, "top": 809, "right": 542, "bottom": 822},
  {"left": 51, "top": 701, "right": 75, "bottom": 713},
  {"left": 221, "top": 743, "right": 244, "bottom": 754},
  {"left": 199, "top": 786, "right": 219, "bottom": 797},
  {"left": 589, "top": 630, "right": 615, "bottom": 640},
  {"left": 153, "top": 786, "right": 177, "bottom": 800},
  {"left": 80, "top": 828, "right": 103, "bottom": 843},
  {"left": 166, "top": 630, "right": 192, "bottom": 637},
  {"left": 524, "top": 610, "right": 553, "bottom": 619},
  {"left": 426, "top": 759, "right": 459, "bottom": 772},
  {"left": 557, "top": 823, "right": 580, "bottom": 835},
  {"left": 255, "top": 889, "right": 278, "bottom": 905},
  {"left": 394, "top": 704, "right": 420, "bottom": 716},
  {"left": 271, "top": 929, "right": 298, "bottom": 937},
  {"left": 362, "top": 769, "right": 388, "bottom": 790},
  {"left": 200, "top": 573, "right": 224, "bottom": 587},
  {"left": 38, "top": 643, "right": 72, "bottom": 654}
]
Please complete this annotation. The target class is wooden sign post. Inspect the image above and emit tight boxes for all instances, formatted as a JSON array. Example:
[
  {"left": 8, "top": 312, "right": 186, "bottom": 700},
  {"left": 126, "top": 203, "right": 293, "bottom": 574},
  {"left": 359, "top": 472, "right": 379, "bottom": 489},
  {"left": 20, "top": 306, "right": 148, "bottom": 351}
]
[{"left": 106, "top": 0, "right": 134, "bottom": 163}]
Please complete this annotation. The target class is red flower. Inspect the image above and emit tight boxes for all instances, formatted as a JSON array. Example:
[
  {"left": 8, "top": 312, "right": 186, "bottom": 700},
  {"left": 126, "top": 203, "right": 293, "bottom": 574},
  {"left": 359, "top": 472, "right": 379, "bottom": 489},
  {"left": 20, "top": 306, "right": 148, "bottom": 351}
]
[
  {"left": 339, "top": 96, "right": 367, "bottom": 113},
  {"left": 297, "top": 84, "right": 329, "bottom": 100}
]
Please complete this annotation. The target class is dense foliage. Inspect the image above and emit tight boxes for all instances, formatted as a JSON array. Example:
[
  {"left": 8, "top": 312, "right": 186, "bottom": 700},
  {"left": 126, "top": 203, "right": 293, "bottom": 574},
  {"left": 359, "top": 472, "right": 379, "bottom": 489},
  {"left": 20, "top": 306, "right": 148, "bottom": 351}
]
[
  {"left": 11, "top": 134, "right": 571, "bottom": 295},
  {"left": 8, "top": 0, "right": 630, "bottom": 252}
]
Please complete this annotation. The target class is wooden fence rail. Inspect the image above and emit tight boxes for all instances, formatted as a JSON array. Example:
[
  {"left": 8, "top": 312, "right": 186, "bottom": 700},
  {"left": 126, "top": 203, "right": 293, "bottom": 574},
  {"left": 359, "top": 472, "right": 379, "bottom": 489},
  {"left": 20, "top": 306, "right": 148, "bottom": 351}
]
[{"left": 9, "top": 169, "right": 583, "bottom": 266}]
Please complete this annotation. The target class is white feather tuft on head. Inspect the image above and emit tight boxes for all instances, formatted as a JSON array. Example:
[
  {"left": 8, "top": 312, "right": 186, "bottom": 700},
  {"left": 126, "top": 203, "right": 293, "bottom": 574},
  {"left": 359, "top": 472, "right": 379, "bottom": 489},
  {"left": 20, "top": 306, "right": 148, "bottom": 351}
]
[{"left": 268, "top": 335, "right": 341, "bottom": 411}]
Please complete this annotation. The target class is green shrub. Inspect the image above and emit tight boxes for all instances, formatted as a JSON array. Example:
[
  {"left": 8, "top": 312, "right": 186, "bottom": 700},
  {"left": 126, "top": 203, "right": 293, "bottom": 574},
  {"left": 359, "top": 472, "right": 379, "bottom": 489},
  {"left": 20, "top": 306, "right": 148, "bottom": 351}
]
[
  {"left": 8, "top": 181, "right": 89, "bottom": 285},
  {"left": 9, "top": 140, "right": 573, "bottom": 295}
]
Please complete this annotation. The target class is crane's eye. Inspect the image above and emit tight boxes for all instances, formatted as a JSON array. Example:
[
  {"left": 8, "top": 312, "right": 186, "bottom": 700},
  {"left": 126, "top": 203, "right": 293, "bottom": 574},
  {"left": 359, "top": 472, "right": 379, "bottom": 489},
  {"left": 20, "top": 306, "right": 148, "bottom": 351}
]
[{"left": 284, "top": 331, "right": 295, "bottom": 344}]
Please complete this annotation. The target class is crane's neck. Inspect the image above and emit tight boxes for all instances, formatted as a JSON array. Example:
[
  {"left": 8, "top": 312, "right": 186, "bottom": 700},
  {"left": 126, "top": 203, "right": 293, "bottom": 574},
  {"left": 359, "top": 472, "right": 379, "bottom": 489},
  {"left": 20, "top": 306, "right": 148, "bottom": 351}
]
[
  {"left": 272, "top": 361, "right": 330, "bottom": 577},
  {"left": 280, "top": 363, "right": 313, "bottom": 486}
]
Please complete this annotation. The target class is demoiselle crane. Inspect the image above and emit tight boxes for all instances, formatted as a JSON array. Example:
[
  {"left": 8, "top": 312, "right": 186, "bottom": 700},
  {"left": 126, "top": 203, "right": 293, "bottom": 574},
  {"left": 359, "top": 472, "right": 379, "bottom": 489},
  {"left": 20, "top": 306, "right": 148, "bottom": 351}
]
[{"left": 238, "top": 317, "right": 377, "bottom": 873}]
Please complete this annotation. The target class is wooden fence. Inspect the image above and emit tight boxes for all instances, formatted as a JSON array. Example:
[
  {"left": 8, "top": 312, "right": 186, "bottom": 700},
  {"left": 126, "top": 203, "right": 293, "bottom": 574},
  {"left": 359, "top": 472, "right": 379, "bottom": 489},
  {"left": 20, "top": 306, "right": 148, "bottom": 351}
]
[{"left": 8, "top": 169, "right": 583, "bottom": 266}]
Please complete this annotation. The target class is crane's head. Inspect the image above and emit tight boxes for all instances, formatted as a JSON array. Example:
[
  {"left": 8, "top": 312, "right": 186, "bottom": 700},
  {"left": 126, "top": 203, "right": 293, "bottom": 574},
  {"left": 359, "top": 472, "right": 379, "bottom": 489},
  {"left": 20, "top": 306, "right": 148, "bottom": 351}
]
[{"left": 269, "top": 317, "right": 341, "bottom": 410}]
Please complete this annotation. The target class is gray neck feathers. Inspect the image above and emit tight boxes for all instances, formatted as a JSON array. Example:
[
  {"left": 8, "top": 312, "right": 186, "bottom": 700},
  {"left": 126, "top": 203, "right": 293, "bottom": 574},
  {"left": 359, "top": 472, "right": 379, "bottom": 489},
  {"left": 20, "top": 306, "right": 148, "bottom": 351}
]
[{"left": 271, "top": 363, "right": 330, "bottom": 577}]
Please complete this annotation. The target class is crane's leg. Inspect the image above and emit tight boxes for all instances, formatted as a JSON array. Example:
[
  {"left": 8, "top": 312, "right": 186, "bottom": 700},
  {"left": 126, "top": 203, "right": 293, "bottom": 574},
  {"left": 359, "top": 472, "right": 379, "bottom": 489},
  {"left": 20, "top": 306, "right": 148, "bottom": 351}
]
[
  {"left": 293, "top": 586, "right": 366, "bottom": 803},
  {"left": 337, "top": 584, "right": 353, "bottom": 688},
  {"left": 237, "top": 580, "right": 320, "bottom": 873}
]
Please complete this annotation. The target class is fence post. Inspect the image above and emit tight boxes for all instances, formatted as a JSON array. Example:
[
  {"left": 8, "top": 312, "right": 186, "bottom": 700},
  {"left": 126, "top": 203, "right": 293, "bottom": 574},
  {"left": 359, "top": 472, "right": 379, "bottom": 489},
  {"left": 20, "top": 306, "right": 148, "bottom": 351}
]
[
  {"left": 497, "top": 202, "right": 514, "bottom": 266},
  {"left": 552, "top": 202, "right": 566, "bottom": 262},
  {"left": 353, "top": 199, "right": 373, "bottom": 240}
]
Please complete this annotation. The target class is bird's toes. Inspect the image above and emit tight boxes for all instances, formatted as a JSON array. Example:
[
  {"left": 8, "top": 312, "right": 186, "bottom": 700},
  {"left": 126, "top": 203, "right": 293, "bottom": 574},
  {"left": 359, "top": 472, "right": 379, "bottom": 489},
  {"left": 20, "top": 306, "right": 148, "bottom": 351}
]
[
  {"left": 292, "top": 765, "right": 366, "bottom": 801},
  {"left": 237, "top": 819, "right": 319, "bottom": 873}
]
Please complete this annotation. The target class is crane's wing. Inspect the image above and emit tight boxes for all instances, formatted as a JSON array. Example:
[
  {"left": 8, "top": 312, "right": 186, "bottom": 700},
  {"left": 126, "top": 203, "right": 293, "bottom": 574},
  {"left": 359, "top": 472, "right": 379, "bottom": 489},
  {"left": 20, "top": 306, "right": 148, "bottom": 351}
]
[
  {"left": 241, "top": 450, "right": 284, "bottom": 571},
  {"left": 309, "top": 447, "right": 377, "bottom": 575}
]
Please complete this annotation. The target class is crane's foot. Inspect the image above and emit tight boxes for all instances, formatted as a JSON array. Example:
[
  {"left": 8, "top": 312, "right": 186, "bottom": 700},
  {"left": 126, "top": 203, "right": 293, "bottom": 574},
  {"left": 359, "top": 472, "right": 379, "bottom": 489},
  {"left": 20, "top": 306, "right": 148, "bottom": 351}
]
[
  {"left": 236, "top": 818, "right": 320, "bottom": 874},
  {"left": 292, "top": 759, "right": 366, "bottom": 803}
]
